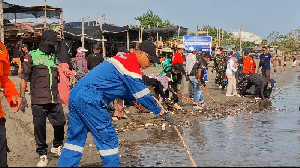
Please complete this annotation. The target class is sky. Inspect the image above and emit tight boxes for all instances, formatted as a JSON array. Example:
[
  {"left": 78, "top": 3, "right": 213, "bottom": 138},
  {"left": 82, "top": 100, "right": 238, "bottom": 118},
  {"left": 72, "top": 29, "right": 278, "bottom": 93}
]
[{"left": 5, "top": 0, "right": 300, "bottom": 38}]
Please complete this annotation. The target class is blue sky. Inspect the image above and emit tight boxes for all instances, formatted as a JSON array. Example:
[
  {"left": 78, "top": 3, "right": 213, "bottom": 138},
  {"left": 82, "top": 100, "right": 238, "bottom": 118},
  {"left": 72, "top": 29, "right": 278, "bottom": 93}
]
[{"left": 5, "top": 0, "right": 300, "bottom": 38}]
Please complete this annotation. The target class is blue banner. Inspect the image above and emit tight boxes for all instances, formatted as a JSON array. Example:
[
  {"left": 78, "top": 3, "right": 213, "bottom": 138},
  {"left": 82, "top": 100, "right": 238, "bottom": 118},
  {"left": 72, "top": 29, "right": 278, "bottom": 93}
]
[{"left": 183, "top": 36, "right": 212, "bottom": 54}]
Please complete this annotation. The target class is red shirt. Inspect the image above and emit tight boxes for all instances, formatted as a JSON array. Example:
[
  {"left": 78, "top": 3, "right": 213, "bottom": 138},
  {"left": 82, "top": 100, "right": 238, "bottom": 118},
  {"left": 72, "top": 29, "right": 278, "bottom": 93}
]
[{"left": 171, "top": 53, "right": 183, "bottom": 65}]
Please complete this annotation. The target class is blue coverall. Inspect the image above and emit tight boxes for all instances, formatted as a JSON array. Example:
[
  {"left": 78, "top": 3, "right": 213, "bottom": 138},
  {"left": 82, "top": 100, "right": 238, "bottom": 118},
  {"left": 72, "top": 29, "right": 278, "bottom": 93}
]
[{"left": 58, "top": 53, "right": 161, "bottom": 167}]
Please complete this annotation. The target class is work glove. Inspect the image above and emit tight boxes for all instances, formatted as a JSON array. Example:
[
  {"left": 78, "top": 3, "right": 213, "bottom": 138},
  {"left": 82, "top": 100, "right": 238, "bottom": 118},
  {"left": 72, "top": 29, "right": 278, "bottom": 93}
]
[
  {"left": 21, "top": 97, "right": 28, "bottom": 113},
  {"left": 161, "top": 112, "right": 177, "bottom": 126}
]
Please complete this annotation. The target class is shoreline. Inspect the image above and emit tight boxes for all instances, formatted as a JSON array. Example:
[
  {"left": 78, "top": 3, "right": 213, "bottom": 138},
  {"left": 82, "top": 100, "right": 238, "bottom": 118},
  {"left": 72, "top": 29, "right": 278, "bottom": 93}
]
[{"left": 2, "top": 61, "right": 299, "bottom": 167}]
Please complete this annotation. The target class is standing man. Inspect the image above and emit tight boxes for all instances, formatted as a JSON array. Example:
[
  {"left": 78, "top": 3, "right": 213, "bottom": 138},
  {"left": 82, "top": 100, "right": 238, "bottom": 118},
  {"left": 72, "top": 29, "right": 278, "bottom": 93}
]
[
  {"left": 189, "top": 53, "right": 211, "bottom": 110},
  {"left": 20, "top": 30, "right": 66, "bottom": 167},
  {"left": 87, "top": 44, "right": 104, "bottom": 71},
  {"left": 57, "top": 41, "right": 173, "bottom": 167},
  {"left": 185, "top": 48, "right": 197, "bottom": 98},
  {"left": 12, "top": 44, "right": 22, "bottom": 74},
  {"left": 21, "top": 44, "right": 29, "bottom": 63},
  {"left": 257, "top": 46, "right": 274, "bottom": 79},
  {"left": 0, "top": 41, "right": 22, "bottom": 167}
]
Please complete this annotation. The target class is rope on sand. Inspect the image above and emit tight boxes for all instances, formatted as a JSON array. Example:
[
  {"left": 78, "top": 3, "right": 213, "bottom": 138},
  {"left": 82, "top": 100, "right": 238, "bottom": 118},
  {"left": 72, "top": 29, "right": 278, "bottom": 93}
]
[{"left": 154, "top": 97, "right": 197, "bottom": 167}]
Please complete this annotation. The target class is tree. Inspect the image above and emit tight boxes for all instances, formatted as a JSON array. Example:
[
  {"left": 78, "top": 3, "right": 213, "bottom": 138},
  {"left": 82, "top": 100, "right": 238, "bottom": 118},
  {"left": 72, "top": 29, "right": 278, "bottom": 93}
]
[
  {"left": 131, "top": 9, "right": 173, "bottom": 29},
  {"left": 264, "top": 29, "right": 300, "bottom": 55}
]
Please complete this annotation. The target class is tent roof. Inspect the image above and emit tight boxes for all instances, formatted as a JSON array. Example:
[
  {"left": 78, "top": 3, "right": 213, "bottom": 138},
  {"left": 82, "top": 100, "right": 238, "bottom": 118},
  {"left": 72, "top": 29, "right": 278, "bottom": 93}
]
[
  {"left": 3, "top": 2, "right": 62, "bottom": 20},
  {"left": 143, "top": 26, "right": 188, "bottom": 36},
  {"left": 64, "top": 21, "right": 133, "bottom": 42}
]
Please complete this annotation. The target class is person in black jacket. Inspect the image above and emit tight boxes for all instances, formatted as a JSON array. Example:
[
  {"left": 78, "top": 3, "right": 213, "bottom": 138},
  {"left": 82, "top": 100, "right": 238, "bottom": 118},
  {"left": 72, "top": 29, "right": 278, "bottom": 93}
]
[
  {"left": 20, "top": 30, "right": 66, "bottom": 167},
  {"left": 87, "top": 44, "right": 104, "bottom": 70},
  {"left": 240, "top": 73, "right": 275, "bottom": 99},
  {"left": 142, "top": 75, "right": 167, "bottom": 101}
]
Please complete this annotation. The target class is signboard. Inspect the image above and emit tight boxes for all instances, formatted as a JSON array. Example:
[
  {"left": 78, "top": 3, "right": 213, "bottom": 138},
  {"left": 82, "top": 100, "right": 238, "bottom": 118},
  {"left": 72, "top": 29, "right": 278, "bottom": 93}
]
[{"left": 183, "top": 36, "right": 212, "bottom": 54}]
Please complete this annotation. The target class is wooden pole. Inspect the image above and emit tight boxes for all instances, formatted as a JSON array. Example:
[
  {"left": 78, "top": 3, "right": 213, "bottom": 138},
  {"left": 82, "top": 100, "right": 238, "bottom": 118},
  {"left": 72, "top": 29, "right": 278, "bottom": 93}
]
[
  {"left": 103, "top": 14, "right": 105, "bottom": 24},
  {"left": 216, "top": 27, "right": 219, "bottom": 48},
  {"left": 81, "top": 18, "right": 85, "bottom": 49},
  {"left": 0, "top": 0, "right": 4, "bottom": 43},
  {"left": 196, "top": 24, "right": 199, "bottom": 36},
  {"left": 99, "top": 14, "right": 106, "bottom": 59},
  {"left": 218, "top": 26, "right": 221, "bottom": 47},
  {"left": 60, "top": 8, "right": 64, "bottom": 38},
  {"left": 177, "top": 25, "right": 180, "bottom": 41},
  {"left": 138, "top": 26, "right": 141, "bottom": 42},
  {"left": 156, "top": 22, "right": 159, "bottom": 42},
  {"left": 126, "top": 30, "right": 129, "bottom": 51},
  {"left": 207, "top": 27, "right": 209, "bottom": 36},
  {"left": 221, "top": 28, "right": 223, "bottom": 47},
  {"left": 201, "top": 85, "right": 216, "bottom": 103},
  {"left": 44, "top": 0, "right": 47, "bottom": 28},
  {"left": 140, "top": 26, "right": 143, "bottom": 42},
  {"left": 87, "top": 16, "right": 90, "bottom": 26},
  {"left": 169, "top": 87, "right": 205, "bottom": 108},
  {"left": 239, "top": 27, "right": 242, "bottom": 54}
]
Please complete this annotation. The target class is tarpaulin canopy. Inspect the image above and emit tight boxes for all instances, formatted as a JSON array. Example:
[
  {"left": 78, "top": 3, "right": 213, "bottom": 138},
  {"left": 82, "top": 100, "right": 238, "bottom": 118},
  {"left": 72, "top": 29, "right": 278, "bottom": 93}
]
[
  {"left": 64, "top": 21, "right": 131, "bottom": 42},
  {"left": 3, "top": 2, "right": 62, "bottom": 20},
  {"left": 143, "top": 26, "right": 188, "bottom": 36}
]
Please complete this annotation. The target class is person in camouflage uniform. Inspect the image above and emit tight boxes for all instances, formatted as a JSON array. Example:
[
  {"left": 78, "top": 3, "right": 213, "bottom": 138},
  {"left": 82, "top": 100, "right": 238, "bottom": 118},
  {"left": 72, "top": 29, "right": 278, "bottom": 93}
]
[{"left": 213, "top": 47, "right": 227, "bottom": 89}]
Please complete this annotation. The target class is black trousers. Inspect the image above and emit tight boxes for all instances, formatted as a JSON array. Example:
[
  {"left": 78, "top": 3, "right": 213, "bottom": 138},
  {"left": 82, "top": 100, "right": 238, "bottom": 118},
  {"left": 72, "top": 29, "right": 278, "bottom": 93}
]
[
  {"left": 31, "top": 103, "right": 66, "bottom": 156},
  {"left": 170, "top": 82, "right": 179, "bottom": 103},
  {"left": 0, "top": 118, "right": 7, "bottom": 167}
]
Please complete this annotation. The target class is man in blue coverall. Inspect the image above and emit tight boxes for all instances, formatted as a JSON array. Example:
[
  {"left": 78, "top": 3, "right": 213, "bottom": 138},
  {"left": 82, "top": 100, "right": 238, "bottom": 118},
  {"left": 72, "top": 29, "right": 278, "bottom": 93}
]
[{"left": 58, "top": 41, "right": 174, "bottom": 167}]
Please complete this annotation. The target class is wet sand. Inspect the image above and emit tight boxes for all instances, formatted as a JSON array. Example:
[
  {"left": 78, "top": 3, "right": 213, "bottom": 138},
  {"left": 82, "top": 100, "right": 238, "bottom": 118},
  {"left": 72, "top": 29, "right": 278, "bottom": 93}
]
[{"left": 2, "top": 60, "right": 299, "bottom": 167}]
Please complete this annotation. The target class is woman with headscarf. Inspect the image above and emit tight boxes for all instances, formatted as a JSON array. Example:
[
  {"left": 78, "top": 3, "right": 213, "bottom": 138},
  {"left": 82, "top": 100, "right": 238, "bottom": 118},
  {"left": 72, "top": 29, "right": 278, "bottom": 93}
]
[
  {"left": 74, "top": 47, "right": 88, "bottom": 81},
  {"left": 58, "top": 40, "right": 75, "bottom": 105}
]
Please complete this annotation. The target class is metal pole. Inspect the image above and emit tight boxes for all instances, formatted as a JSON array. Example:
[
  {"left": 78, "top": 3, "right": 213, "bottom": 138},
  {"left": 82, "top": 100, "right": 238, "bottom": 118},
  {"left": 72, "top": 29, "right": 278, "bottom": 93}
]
[{"left": 0, "top": 0, "right": 4, "bottom": 43}]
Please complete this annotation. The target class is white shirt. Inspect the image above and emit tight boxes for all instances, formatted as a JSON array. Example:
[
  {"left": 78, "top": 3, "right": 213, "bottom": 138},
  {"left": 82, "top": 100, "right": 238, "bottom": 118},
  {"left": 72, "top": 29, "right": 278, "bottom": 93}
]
[
  {"left": 226, "top": 58, "right": 238, "bottom": 74},
  {"left": 185, "top": 53, "right": 196, "bottom": 75}
]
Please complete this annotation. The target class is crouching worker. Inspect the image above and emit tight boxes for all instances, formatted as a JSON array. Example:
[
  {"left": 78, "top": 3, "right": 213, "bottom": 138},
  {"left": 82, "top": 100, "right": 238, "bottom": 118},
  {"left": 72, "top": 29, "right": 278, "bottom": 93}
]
[
  {"left": 58, "top": 41, "right": 175, "bottom": 167},
  {"left": 0, "top": 41, "right": 21, "bottom": 167},
  {"left": 241, "top": 73, "right": 275, "bottom": 99}
]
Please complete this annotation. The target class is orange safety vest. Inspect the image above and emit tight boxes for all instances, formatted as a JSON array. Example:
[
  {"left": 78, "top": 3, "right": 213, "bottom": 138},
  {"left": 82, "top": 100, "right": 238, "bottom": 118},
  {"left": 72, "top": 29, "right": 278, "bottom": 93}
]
[
  {"left": 0, "top": 41, "right": 19, "bottom": 118},
  {"left": 243, "top": 56, "right": 255, "bottom": 74}
]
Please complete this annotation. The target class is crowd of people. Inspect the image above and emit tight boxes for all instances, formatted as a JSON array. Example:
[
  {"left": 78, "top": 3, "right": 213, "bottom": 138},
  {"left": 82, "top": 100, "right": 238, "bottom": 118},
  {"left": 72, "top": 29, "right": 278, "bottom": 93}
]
[{"left": 0, "top": 29, "right": 297, "bottom": 167}]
